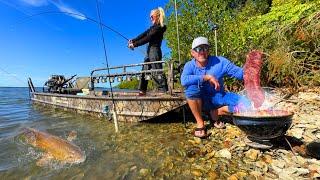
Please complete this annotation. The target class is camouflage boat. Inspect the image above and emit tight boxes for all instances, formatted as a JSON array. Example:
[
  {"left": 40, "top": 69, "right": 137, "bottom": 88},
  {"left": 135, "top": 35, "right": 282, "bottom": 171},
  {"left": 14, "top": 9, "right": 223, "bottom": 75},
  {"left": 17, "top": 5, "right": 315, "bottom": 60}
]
[{"left": 28, "top": 61, "right": 186, "bottom": 122}]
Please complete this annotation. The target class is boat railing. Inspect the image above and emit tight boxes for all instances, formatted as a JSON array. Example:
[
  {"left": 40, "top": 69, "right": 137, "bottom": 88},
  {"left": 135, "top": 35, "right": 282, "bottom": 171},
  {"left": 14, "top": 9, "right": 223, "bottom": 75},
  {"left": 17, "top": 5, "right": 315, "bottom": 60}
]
[
  {"left": 89, "top": 60, "right": 175, "bottom": 93},
  {"left": 91, "top": 60, "right": 165, "bottom": 72}
]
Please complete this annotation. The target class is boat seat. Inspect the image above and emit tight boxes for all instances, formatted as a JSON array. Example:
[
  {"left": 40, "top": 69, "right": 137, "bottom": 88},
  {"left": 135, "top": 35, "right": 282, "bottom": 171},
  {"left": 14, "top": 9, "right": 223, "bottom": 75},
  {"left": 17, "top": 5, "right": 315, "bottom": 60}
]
[
  {"left": 62, "top": 77, "right": 90, "bottom": 95},
  {"left": 73, "top": 77, "right": 90, "bottom": 89}
]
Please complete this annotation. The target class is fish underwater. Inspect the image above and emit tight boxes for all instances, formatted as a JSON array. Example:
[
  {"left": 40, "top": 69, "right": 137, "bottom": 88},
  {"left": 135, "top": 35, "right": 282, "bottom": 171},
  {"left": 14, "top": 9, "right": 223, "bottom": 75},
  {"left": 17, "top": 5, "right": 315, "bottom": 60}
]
[{"left": 20, "top": 127, "right": 86, "bottom": 166}]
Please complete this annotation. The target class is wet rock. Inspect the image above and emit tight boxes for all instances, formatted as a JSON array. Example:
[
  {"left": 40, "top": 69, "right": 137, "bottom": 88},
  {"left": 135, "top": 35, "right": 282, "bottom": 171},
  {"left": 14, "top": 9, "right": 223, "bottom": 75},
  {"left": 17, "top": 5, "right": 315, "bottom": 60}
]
[
  {"left": 289, "top": 167, "right": 309, "bottom": 176},
  {"left": 205, "top": 150, "right": 216, "bottom": 160},
  {"left": 227, "top": 174, "right": 238, "bottom": 180},
  {"left": 193, "top": 137, "right": 202, "bottom": 144},
  {"left": 207, "top": 170, "right": 218, "bottom": 179},
  {"left": 278, "top": 171, "right": 295, "bottom": 180},
  {"left": 295, "top": 155, "right": 307, "bottom": 166},
  {"left": 235, "top": 171, "right": 247, "bottom": 179},
  {"left": 203, "top": 143, "right": 214, "bottom": 153},
  {"left": 245, "top": 149, "right": 260, "bottom": 161},
  {"left": 186, "top": 147, "right": 201, "bottom": 158},
  {"left": 288, "top": 128, "right": 304, "bottom": 139},
  {"left": 264, "top": 172, "right": 278, "bottom": 179},
  {"left": 225, "top": 126, "right": 243, "bottom": 140},
  {"left": 223, "top": 140, "right": 233, "bottom": 148},
  {"left": 303, "top": 131, "right": 317, "bottom": 142},
  {"left": 262, "top": 154, "right": 273, "bottom": 164},
  {"left": 308, "top": 164, "right": 320, "bottom": 173},
  {"left": 307, "top": 159, "right": 320, "bottom": 166},
  {"left": 215, "top": 149, "right": 231, "bottom": 159},
  {"left": 312, "top": 173, "right": 320, "bottom": 179},
  {"left": 249, "top": 171, "right": 263, "bottom": 178},
  {"left": 271, "top": 160, "right": 286, "bottom": 173},
  {"left": 295, "top": 123, "right": 318, "bottom": 129},
  {"left": 191, "top": 169, "right": 202, "bottom": 177},
  {"left": 255, "top": 161, "right": 268, "bottom": 172},
  {"left": 167, "top": 162, "right": 174, "bottom": 170}
]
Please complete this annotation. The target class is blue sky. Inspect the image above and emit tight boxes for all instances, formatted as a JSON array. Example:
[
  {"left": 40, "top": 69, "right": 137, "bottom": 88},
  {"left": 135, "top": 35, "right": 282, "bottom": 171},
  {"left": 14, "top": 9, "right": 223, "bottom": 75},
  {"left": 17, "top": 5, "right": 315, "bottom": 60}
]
[{"left": 0, "top": 0, "right": 170, "bottom": 87}]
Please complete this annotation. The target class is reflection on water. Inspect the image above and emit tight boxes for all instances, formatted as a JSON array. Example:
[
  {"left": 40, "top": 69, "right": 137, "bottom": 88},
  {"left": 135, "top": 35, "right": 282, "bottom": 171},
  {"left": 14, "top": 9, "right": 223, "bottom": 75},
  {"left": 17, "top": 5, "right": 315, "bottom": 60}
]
[{"left": 0, "top": 87, "right": 190, "bottom": 179}]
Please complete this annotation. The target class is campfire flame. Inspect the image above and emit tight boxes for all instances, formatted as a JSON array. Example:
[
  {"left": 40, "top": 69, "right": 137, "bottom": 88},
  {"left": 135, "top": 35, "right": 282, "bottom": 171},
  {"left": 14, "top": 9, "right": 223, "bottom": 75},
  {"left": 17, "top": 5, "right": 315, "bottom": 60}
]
[{"left": 235, "top": 88, "right": 293, "bottom": 117}]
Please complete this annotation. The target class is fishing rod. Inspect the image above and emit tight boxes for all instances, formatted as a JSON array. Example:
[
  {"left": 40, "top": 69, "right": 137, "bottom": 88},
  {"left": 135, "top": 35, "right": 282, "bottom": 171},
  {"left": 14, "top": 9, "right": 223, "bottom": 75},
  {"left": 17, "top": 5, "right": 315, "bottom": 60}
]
[
  {"left": 95, "top": 0, "right": 119, "bottom": 132},
  {"left": 13, "top": 11, "right": 146, "bottom": 56},
  {"left": 173, "top": 0, "right": 187, "bottom": 127},
  {"left": 174, "top": 0, "right": 181, "bottom": 66}
]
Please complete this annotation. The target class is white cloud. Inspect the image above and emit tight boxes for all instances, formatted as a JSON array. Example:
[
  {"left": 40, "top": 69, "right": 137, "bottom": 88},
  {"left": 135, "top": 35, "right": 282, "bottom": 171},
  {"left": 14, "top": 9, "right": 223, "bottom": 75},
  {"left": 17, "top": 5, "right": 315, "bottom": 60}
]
[
  {"left": 19, "top": 0, "right": 86, "bottom": 20},
  {"left": 51, "top": 1, "right": 86, "bottom": 20},
  {"left": 20, "top": 0, "right": 49, "bottom": 7}
]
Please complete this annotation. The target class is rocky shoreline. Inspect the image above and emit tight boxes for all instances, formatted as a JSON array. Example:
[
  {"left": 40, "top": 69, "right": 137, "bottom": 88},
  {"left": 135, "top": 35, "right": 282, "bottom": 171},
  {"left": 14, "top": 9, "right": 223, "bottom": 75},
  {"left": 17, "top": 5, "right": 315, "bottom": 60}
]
[{"left": 182, "top": 87, "right": 320, "bottom": 179}]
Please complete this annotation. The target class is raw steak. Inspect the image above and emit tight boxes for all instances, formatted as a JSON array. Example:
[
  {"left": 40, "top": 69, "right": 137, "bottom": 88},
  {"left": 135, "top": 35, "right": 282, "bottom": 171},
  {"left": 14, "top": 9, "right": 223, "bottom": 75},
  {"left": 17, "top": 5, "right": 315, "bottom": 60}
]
[{"left": 243, "top": 50, "right": 264, "bottom": 108}]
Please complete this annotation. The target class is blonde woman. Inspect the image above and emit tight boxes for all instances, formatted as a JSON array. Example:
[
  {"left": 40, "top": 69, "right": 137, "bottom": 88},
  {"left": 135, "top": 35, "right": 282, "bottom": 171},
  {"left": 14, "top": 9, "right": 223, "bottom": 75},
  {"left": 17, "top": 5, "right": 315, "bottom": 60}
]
[{"left": 128, "top": 7, "right": 168, "bottom": 96}]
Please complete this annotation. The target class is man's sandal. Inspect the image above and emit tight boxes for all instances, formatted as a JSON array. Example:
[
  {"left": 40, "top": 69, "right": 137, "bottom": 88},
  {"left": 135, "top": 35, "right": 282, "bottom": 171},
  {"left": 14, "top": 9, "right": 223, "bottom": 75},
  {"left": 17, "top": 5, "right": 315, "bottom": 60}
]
[{"left": 194, "top": 127, "right": 211, "bottom": 139}]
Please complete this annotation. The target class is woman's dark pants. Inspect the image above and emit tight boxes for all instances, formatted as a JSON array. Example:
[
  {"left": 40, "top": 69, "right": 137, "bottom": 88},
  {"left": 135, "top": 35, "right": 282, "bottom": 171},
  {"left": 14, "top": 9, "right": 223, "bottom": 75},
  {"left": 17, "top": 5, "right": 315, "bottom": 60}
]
[{"left": 139, "top": 46, "right": 168, "bottom": 92}]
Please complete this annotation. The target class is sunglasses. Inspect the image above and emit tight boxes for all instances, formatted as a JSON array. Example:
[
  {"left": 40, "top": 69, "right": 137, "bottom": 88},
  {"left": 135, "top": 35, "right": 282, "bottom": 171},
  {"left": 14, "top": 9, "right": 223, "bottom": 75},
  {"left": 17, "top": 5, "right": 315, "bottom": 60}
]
[{"left": 193, "top": 46, "right": 210, "bottom": 53}]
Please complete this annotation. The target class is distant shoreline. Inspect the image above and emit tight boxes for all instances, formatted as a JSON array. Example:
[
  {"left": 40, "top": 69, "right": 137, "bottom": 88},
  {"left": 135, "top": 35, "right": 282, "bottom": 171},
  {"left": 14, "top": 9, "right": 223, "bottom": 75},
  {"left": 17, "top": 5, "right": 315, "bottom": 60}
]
[{"left": 0, "top": 86, "right": 29, "bottom": 88}]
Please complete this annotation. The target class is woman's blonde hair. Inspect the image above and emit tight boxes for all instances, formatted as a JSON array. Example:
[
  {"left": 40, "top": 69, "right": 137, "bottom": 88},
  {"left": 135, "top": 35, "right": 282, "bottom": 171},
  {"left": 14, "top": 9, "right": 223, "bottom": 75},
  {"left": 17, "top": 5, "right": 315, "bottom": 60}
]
[{"left": 151, "top": 7, "right": 165, "bottom": 27}]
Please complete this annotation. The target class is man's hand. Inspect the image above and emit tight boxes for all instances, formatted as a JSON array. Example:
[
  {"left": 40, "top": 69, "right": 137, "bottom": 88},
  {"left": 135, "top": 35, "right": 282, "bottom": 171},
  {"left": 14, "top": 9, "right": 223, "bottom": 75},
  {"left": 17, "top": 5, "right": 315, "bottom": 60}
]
[{"left": 203, "top": 75, "right": 220, "bottom": 90}]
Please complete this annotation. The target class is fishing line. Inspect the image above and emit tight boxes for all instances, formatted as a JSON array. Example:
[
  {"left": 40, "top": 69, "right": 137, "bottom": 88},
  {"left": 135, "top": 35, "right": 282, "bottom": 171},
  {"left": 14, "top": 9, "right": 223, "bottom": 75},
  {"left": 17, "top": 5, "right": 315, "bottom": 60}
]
[
  {"left": 12, "top": 11, "right": 146, "bottom": 56},
  {"left": 16, "top": 11, "right": 129, "bottom": 41},
  {"left": 0, "top": 67, "right": 26, "bottom": 85},
  {"left": 95, "top": 0, "right": 119, "bottom": 132}
]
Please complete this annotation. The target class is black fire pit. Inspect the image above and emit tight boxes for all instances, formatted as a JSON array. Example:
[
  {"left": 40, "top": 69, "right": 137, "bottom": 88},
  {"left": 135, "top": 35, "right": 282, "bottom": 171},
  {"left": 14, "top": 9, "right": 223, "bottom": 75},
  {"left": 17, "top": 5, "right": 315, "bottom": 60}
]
[{"left": 233, "top": 110, "right": 294, "bottom": 148}]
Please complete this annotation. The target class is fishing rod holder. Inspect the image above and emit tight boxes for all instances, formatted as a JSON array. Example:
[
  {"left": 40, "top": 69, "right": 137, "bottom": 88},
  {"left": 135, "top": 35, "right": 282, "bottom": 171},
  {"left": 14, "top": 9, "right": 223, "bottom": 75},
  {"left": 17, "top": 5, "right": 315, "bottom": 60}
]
[{"left": 90, "top": 60, "right": 172, "bottom": 91}]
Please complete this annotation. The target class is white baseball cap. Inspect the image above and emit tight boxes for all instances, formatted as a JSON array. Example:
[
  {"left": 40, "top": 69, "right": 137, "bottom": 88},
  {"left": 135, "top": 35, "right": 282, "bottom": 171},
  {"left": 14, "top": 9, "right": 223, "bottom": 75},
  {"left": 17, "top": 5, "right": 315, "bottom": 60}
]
[{"left": 192, "top": 37, "right": 210, "bottom": 49}]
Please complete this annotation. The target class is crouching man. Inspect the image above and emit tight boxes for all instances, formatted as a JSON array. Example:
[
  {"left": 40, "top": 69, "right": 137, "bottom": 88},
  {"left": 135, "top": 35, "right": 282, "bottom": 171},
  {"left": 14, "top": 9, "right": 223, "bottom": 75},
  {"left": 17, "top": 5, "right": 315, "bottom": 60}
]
[{"left": 181, "top": 36, "right": 251, "bottom": 138}]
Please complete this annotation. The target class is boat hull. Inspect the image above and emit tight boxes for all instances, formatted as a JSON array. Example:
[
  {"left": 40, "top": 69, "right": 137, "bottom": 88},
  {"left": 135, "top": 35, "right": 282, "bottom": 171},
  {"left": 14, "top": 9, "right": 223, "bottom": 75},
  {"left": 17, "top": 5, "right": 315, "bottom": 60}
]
[{"left": 31, "top": 92, "right": 186, "bottom": 122}]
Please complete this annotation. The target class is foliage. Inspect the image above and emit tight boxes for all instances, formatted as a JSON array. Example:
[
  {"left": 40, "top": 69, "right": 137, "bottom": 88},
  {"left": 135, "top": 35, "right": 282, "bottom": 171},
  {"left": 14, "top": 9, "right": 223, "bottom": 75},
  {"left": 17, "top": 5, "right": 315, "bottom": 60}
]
[
  {"left": 266, "top": 10, "right": 320, "bottom": 87},
  {"left": 116, "top": 77, "right": 157, "bottom": 90},
  {"left": 116, "top": 78, "right": 139, "bottom": 89},
  {"left": 165, "top": 0, "right": 320, "bottom": 89}
]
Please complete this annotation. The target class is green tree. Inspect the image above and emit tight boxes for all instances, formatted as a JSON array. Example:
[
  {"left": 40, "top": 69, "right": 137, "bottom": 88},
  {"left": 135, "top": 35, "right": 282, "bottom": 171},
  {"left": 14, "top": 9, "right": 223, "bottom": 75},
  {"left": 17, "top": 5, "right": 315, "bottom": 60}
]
[{"left": 165, "top": 0, "right": 320, "bottom": 89}]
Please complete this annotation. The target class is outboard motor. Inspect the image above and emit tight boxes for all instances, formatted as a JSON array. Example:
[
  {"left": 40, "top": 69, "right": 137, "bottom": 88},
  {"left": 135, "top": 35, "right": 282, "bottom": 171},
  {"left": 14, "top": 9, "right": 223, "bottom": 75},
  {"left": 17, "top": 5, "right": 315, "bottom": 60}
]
[{"left": 43, "top": 74, "right": 76, "bottom": 93}]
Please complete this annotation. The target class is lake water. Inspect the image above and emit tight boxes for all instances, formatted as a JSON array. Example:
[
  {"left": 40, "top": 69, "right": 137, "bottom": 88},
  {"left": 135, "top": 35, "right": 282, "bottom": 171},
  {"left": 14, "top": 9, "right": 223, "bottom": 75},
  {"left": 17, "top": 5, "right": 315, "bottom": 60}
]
[{"left": 0, "top": 87, "right": 190, "bottom": 179}]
